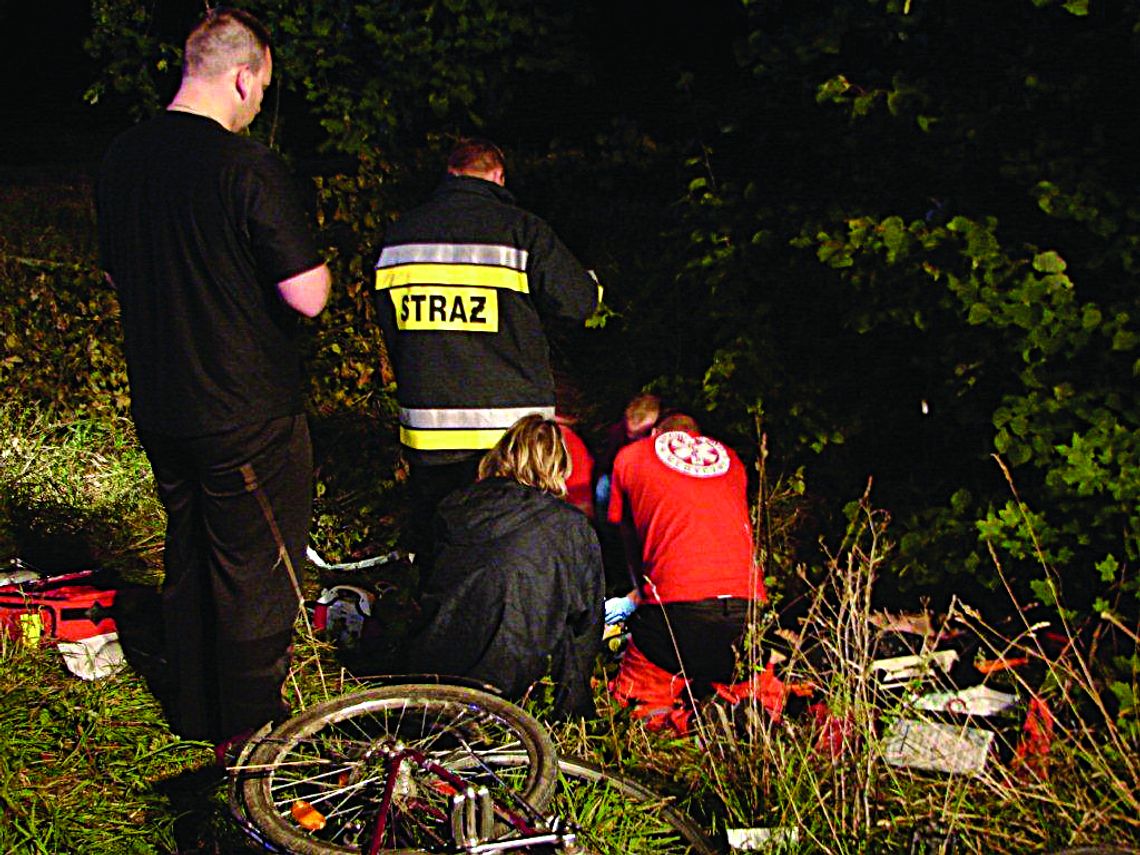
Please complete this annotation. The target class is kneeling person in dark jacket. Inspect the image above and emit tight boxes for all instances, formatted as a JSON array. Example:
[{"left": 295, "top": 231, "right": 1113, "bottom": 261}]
[{"left": 405, "top": 414, "right": 605, "bottom": 717}]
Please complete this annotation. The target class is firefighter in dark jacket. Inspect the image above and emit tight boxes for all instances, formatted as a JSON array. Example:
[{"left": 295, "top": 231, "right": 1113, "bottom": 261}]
[
  {"left": 405, "top": 415, "right": 605, "bottom": 718},
  {"left": 373, "top": 138, "right": 598, "bottom": 558}
]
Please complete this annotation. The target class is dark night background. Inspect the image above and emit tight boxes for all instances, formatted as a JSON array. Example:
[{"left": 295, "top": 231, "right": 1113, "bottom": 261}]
[
  {"left": 0, "top": 1, "right": 744, "bottom": 170},
  {"left": 0, "top": 2, "right": 126, "bottom": 170},
  {"left": 3, "top": 0, "right": 1138, "bottom": 620}
]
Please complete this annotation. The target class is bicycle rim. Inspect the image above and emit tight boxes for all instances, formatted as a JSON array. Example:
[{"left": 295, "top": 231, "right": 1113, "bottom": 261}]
[
  {"left": 237, "top": 684, "right": 558, "bottom": 855},
  {"left": 494, "top": 755, "right": 722, "bottom": 855}
]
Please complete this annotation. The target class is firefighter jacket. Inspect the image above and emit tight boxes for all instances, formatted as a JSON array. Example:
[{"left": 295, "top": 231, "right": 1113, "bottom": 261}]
[{"left": 374, "top": 175, "right": 597, "bottom": 460}]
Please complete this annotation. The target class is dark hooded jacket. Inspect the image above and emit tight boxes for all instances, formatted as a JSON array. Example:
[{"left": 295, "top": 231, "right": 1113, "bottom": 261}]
[{"left": 406, "top": 477, "right": 604, "bottom": 717}]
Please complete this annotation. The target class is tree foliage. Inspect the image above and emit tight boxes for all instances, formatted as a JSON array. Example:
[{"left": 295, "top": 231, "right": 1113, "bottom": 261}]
[
  {"left": 70, "top": 0, "right": 1140, "bottom": 624},
  {"left": 598, "top": 0, "right": 1140, "bottom": 623}
]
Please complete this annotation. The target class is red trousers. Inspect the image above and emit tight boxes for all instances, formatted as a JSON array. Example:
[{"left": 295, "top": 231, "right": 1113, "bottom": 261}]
[{"left": 610, "top": 639, "right": 789, "bottom": 735}]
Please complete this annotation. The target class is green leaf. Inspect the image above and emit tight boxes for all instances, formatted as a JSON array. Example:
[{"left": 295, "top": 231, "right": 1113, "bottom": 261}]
[
  {"left": 1081, "top": 305, "right": 1102, "bottom": 331},
  {"left": 1032, "top": 250, "right": 1067, "bottom": 273},
  {"left": 1096, "top": 554, "right": 1119, "bottom": 583},
  {"left": 1030, "top": 578, "right": 1058, "bottom": 607},
  {"left": 967, "top": 302, "right": 992, "bottom": 324},
  {"left": 1112, "top": 330, "right": 1138, "bottom": 351}
]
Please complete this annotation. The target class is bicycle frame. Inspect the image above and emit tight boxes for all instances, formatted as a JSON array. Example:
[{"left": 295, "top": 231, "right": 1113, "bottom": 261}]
[
  {"left": 234, "top": 737, "right": 581, "bottom": 854},
  {"left": 362, "top": 741, "right": 582, "bottom": 854}
]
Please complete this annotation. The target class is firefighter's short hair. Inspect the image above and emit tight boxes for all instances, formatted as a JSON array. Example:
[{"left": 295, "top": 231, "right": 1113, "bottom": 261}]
[{"left": 447, "top": 138, "right": 507, "bottom": 178}]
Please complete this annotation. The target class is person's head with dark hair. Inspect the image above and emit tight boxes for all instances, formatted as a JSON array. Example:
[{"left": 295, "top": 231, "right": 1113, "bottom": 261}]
[
  {"left": 654, "top": 412, "right": 700, "bottom": 436},
  {"left": 447, "top": 138, "right": 507, "bottom": 186},
  {"left": 169, "top": 7, "right": 274, "bottom": 133},
  {"left": 478, "top": 413, "right": 570, "bottom": 497}
]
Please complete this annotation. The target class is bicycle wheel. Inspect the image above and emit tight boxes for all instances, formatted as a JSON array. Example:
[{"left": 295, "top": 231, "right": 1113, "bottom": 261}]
[
  {"left": 238, "top": 684, "right": 558, "bottom": 855},
  {"left": 492, "top": 755, "right": 722, "bottom": 854}
]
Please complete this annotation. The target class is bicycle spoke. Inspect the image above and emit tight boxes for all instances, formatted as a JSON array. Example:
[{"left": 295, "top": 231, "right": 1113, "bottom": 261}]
[{"left": 237, "top": 685, "right": 557, "bottom": 853}]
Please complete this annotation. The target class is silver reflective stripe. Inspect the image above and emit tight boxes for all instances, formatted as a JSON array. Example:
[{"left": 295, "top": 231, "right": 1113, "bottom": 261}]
[
  {"left": 400, "top": 406, "right": 555, "bottom": 429},
  {"left": 377, "top": 243, "right": 528, "bottom": 271}
]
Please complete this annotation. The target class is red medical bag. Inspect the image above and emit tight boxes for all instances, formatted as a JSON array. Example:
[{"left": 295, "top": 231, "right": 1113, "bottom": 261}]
[{"left": 0, "top": 568, "right": 118, "bottom": 643}]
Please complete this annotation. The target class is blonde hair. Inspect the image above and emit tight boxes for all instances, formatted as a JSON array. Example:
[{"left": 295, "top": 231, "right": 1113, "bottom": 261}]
[{"left": 478, "top": 414, "right": 570, "bottom": 497}]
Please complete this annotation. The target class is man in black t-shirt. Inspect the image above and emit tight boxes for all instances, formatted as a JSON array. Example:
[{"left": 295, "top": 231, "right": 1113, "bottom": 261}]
[{"left": 97, "top": 8, "right": 330, "bottom": 754}]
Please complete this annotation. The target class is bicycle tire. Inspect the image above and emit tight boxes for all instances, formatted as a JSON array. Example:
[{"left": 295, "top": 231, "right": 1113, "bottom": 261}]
[
  {"left": 238, "top": 684, "right": 558, "bottom": 855},
  {"left": 492, "top": 754, "right": 722, "bottom": 855}
]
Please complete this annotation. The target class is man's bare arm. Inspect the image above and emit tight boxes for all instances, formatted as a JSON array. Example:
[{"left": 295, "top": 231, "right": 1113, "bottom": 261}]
[{"left": 277, "top": 263, "right": 331, "bottom": 317}]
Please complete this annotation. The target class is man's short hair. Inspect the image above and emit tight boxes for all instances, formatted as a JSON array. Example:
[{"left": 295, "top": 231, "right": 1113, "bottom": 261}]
[
  {"left": 447, "top": 138, "right": 506, "bottom": 177},
  {"left": 655, "top": 412, "right": 700, "bottom": 435},
  {"left": 624, "top": 393, "right": 661, "bottom": 429},
  {"left": 183, "top": 8, "right": 272, "bottom": 78}
]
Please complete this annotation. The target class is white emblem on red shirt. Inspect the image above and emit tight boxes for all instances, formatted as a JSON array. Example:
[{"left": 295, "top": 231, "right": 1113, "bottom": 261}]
[{"left": 654, "top": 431, "right": 730, "bottom": 478}]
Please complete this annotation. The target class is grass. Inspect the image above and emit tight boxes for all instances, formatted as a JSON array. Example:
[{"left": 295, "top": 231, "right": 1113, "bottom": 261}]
[
  {"left": 0, "top": 633, "right": 215, "bottom": 853},
  {"left": 3, "top": 162, "right": 1130, "bottom": 854},
  {"left": 0, "top": 402, "right": 163, "bottom": 580},
  {"left": 653, "top": 493, "right": 1140, "bottom": 854},
  {"left": 2, "top": 413, "right": 1138, "bottom": 853}
]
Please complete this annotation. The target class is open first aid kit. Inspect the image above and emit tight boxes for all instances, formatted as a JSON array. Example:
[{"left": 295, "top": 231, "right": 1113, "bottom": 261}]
[{"left": 1, "top": 559, "right": 125, "bottom": 679}]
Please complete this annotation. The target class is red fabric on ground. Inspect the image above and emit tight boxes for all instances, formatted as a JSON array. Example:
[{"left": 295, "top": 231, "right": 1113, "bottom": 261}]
[
  {"left": 1014, "top": 695, "right": 1054, "bottom": 778},
  {"left": 711, "top": 663, "right": 789, "bottom": 721}
]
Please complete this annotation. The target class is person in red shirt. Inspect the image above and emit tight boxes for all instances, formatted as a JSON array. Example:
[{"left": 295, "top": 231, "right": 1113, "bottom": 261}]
[
  {"left": 593, "top": 392, "right": 660, "bottom": 590},
  {"left": 557, "top": 418, "right": 596, "bottom": 519},
  {"left": 592, "top": 392, "right": 660, "bottom": 514},
  {"left": 605, "top": 412, "right": 766, "bottom": 733}
]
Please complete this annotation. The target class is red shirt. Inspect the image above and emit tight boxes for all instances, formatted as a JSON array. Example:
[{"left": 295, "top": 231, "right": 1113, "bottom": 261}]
[
  {"left": 560, "top": 424, "right": 595, "bottom": 519},
  {"left": 608, "top": 431, "right": 764, "bottom": 605}
]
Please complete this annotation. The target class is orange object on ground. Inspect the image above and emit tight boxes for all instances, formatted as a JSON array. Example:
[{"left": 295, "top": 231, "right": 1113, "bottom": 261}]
[
  {"left": 291, "top": 799, "right": 327, "bottom": 831},
  {"left": 974, "top": 656, "right": 1029, "bottom": 674}
]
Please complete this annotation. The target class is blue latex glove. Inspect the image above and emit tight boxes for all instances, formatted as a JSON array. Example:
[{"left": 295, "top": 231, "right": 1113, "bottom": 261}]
[
  {"left": 604, "top": 595, "right": 637, "bottom": 625},
  {"left": 594, "top": 474, "right": 612, "bottom": 509}
]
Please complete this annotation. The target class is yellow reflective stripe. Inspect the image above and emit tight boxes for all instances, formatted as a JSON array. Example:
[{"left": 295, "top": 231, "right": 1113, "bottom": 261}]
[
  {"left": 376, "top": 263, "right": 529, "bottom": 293},
  {"left": 400, "top": 425, "right": 507, "bottom": 451}
]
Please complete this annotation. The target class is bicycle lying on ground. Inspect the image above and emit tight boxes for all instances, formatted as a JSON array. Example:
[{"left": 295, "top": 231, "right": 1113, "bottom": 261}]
[{"left": 226, "top": 681, "right": 720, "bottom": 854}]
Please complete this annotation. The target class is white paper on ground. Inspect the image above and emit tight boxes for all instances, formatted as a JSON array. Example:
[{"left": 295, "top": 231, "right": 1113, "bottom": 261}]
[
  {"left": 914, "top": 684, "right": 1018, "bottom": 717},
  {"left": 58, "top": 631, "right": 125, "bottom": 680},
  {"left": 870, "top": 649, "right": 959, "bottom": 685},
  {"left": 882, "top": 718, "right": 994, "bottom": 775},
  {"left": 726, "top": 826, "right": 800, "bottom": 851}
]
